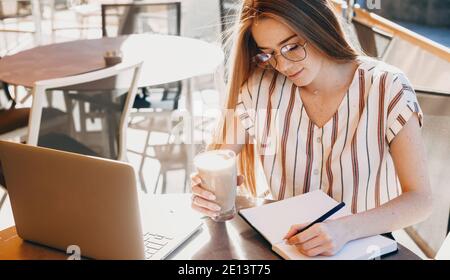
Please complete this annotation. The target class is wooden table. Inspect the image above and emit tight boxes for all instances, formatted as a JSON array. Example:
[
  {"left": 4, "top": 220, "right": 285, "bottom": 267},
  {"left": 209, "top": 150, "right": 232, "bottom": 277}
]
[
  {"left": 0, "top": 194, "right": 421, "bottom": 260},
  {"left": 0, "top": 34, "right": 224, "bottom": 88}
]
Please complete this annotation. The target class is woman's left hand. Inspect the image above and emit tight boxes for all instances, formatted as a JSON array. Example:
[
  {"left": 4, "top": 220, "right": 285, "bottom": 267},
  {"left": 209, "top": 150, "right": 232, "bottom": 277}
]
[{"left": 283, "top": 219, "right": 351, "bottom": 257}]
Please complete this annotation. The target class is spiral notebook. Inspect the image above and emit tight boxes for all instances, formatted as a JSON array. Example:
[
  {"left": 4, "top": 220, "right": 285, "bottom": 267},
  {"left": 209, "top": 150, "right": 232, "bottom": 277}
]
[{"left": 239, "top": 190, "right": 398, "bottom": 260}]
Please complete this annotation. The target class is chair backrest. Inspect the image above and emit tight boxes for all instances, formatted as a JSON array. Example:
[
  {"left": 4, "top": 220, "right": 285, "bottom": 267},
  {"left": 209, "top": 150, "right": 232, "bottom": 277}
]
[
  {"left": 27, "top": 61, "right": 143, "bottom": 161},
  {"left": 407, "top": 88, "right": 450, "bottom": 257},
  {"left": 101, "top": 2, "right": 181, "bottom": 37},
  {"left": 218, "top": 0, "right": 241, "bottom": 83},
  {"left": 352, "top": 18, "right": 394, "bottom": 58},
  {"left": 219, "top": 0, "right": 241, "bottom": 35},
  {"left": 0, "top": 0, "right": 32, "bottom": 19},
  {"left": 436, "top": 232, "right": 450, "bottom": 260}
]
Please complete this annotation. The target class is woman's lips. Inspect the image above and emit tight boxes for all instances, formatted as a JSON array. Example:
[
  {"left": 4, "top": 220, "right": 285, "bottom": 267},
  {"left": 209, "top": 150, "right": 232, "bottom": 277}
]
[{"left": 288, "top": 68, "right": 304, "bottom": 79}]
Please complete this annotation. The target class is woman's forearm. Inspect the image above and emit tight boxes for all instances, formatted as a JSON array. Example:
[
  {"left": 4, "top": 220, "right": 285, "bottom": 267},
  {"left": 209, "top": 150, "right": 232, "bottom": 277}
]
[{"left": 338, "top": 190, "right": 432, "bottom": 241}]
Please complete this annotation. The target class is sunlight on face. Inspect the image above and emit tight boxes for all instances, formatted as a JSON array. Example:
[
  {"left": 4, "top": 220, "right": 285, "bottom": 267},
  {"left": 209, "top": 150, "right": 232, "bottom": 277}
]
[{"left": 251, "top": 17, "right": 324, "bottom": 87}]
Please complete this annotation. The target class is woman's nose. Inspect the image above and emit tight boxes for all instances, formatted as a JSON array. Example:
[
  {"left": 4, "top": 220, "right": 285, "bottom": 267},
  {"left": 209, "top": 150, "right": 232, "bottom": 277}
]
[{"left": 275, "top": 55, "right": 290, "bottom": 73}]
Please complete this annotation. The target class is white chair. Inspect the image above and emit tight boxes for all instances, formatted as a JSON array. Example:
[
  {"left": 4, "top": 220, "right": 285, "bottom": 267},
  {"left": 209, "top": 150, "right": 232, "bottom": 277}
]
[
  {"left": 50, "top": 0, "right": 103, "bottom": 39},
  {"left": 0, "top": 61, "right": 142, "bottom": 210},
  {"left": 404, "top": 88, "right": 450, "bottom": 258},
  {"left": 0, "top": 61, "right": 68, "bottom": 143},
  {"left": 101, "top": 2, "right": 183, "bottom": 112},
  {"left": 436, "top": 232, "right": 450, "bottom": 260},
  {"left": 27, "top": 60, "right": 142, "bottom": 161},
  {"left": 0, "top": 0, "right": 35, "bottom": 55}
]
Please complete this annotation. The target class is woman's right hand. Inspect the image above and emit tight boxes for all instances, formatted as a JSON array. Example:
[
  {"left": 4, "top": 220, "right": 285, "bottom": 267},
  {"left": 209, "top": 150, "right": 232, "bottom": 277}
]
[{"left": 190, "top": 173, "right": 244, "bottom": 218}]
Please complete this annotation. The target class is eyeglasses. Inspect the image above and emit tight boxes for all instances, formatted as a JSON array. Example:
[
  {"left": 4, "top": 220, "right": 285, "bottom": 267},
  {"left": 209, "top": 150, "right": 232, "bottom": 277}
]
[{"left": 253, "top": 41, "right": 308, "bottom": 69}]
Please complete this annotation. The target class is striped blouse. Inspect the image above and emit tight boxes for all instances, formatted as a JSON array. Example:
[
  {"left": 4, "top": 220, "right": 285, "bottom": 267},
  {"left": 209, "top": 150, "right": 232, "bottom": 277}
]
[{"left": 235, "top": 57, "right": 423, "bottom": 213}]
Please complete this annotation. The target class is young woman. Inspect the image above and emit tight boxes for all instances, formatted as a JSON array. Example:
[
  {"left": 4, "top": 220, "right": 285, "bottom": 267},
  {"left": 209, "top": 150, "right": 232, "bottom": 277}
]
[{"left": 191, "top": 0, "right": 432, "bottom": 257}]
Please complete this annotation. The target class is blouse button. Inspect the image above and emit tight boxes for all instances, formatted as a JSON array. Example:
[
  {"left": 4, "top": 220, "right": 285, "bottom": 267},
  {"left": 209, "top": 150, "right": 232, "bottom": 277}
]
[
  {"left": 313, "top": 169, "right": 319, "bottom": 175},
  {"left": 316, "top": 137, "right": 321, "bottom": 143}
]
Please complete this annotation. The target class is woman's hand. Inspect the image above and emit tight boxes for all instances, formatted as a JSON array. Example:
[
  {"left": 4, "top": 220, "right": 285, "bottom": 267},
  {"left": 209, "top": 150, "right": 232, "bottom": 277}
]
[
  {"left": 283, "top": 219, "right": 351, "bottom": 257},
  {"left": 190, "top": 173, "right": 244, "bottom": 218}
]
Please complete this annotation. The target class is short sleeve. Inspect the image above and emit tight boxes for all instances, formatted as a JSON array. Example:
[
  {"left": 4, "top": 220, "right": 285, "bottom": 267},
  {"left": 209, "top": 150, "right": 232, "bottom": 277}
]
[{"left": 386, "top": 73, "right": 424, "bottom": 144}]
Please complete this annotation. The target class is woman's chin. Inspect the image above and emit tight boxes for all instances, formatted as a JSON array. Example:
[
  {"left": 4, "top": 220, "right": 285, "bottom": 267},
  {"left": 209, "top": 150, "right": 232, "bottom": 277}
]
[
  {"left": 289, "top": 72, "right": 313, "bottom": 87},
  {"left": 291, "top": 78, "right": 311, "bottom": 87}
]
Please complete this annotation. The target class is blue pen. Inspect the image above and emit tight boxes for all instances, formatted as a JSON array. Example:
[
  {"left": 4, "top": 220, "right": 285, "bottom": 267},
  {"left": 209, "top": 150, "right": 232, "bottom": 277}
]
[{"left": 289, "top": 202, "right": 346, "bottom": 237}]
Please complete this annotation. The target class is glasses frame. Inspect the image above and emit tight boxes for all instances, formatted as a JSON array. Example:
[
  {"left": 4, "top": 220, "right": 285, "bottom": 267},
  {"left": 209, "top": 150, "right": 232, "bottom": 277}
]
[{"left": 253, "top": 41, "right": 308, "bottom": 69}]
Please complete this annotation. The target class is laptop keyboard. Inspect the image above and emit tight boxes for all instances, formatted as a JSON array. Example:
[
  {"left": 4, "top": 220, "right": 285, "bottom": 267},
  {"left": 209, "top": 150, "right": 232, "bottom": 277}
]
[{"left": 143, "top": 232, "right": 174, "bottom": 259}]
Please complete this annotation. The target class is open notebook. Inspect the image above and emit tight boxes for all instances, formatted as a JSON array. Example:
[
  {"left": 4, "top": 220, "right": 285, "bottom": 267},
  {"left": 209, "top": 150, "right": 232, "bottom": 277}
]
[{"left": 239, "top": 190, "right": 398, "bottom": 260}]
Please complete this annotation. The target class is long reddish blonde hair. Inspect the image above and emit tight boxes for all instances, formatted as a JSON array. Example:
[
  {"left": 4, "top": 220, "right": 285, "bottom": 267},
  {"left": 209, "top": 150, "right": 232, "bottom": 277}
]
[{"left": 210, "top": 0, "right": 359, "bottom": 196}]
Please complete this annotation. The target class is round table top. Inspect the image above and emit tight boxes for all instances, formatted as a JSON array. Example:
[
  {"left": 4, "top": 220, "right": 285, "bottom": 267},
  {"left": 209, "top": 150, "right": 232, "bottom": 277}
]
[{"left": 0, "top": 34, "right": 224, "bottom": 88}]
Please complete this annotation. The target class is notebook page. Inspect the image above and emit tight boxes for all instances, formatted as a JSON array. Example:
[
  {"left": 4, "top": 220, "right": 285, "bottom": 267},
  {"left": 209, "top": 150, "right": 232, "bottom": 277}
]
[
  {"left": 239, "top": 190, "right": 350, "bottom": 245},
  {"left": 273, "top": 235, "right": 398, "bottom": 260}
]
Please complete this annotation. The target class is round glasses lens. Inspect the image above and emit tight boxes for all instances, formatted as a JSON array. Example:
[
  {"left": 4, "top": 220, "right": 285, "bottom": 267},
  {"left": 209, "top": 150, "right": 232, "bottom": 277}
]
[
  {"left": 282, "top": 44, "right": 307, "bottom": 62},
  {"left": 255, "top": 53, "right": 273, "bottom": 68}
]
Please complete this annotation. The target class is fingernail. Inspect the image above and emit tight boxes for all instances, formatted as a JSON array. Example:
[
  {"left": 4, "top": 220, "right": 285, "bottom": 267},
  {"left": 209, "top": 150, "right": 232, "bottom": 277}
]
[
  {"left": 209, "top": 195, "right": 216, "bottom": 201},
  {"left": 214, "top": 205, "right": 221, "bottom": 211}
]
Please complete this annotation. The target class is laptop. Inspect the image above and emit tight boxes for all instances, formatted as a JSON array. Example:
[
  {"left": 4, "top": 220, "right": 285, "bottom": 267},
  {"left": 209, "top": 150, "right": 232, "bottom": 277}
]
[{"left": 0, "top": 140, "right": 202, "bottom": 260}]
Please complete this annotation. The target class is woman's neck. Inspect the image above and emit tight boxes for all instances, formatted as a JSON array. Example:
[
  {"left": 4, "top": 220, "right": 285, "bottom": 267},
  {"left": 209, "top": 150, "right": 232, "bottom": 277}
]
[{"left": 303, "top": 59, "right": 359, "bottom": 97}]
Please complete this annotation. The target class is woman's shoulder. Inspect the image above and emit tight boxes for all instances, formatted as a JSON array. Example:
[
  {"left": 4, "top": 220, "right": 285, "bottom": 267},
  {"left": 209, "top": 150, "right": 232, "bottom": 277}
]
[
  {"left": 358, "top": 56, "right": 412, "bottom": 89},
  {"left": 358, "top": 56, "right": 405, "bottom": 80}
]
